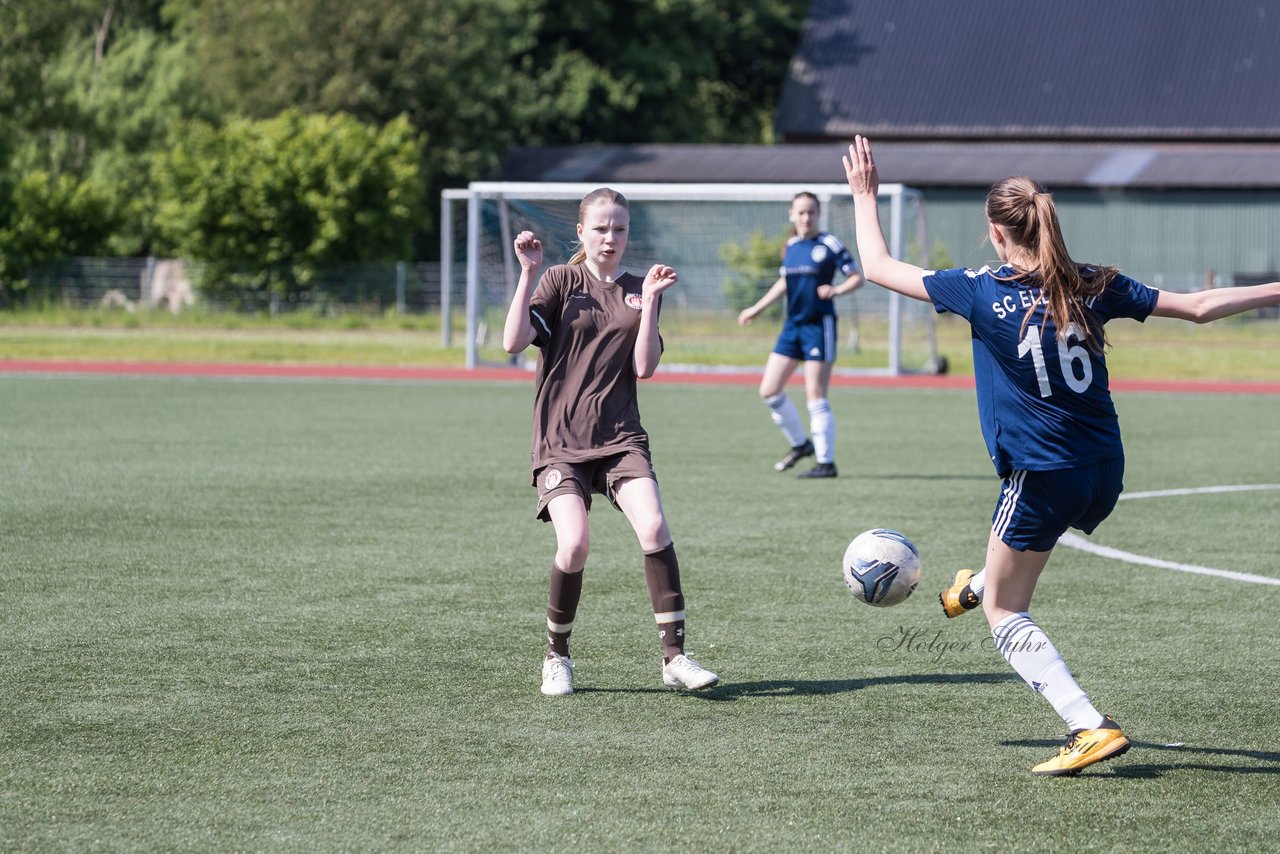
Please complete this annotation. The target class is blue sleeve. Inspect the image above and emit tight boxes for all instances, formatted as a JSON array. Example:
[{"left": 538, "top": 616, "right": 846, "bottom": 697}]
[
  {"left": 1091, "top": 274, "right": 1159, "bottom": 323},
  {"left": 826, "top": 235, "right": 858, "bottom": 277},
  {"left": 922, "top": 267, "right": 979, "bottom": 320}
]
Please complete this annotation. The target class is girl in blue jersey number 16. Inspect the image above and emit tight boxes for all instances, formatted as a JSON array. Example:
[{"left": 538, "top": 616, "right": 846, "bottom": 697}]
[
  {"left": 844, "top": 135, "right": 1280, "bottom": 777},
  {"left": 738, "top": 192, "right": 863, "bottom": 479}
]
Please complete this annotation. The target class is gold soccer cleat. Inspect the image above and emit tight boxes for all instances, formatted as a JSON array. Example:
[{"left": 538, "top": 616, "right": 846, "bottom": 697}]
[
  {"left": 1031, "top": 716, "right": 1131, "bottom": 777},
  {"left": 939, "top": 569, "right": 980, "bottom": 618}
]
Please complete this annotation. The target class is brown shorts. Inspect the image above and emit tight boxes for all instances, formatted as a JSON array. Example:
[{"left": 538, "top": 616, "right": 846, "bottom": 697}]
[{"left": 534, "top": 450, "right": 656, "bottom": 521}]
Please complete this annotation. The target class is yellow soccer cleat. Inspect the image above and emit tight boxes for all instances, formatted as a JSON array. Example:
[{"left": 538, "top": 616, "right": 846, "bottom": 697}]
[
  {"left": 1031, "top": 716, "right": 1131, "bottom": 777},
  {"left": 939, "top": 569, "right": 980, "bottom": 618}
]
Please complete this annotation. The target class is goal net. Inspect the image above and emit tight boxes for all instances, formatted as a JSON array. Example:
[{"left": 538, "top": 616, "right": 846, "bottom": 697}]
[{"left": 441, "top": 182, "right": 943, "bottom": 375}]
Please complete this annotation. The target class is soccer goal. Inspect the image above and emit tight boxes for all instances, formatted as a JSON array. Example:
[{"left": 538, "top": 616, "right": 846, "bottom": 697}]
[{"left": 441, "top": 182, "right": 943, "bottom": 375}]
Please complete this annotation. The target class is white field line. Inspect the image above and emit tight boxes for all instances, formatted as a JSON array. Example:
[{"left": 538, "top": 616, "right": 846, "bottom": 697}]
[
  {"left": 1118, "top": 484, "right": 1280, "bottom": 501},
  {"left": 1057, "top": 484, "right": 1280, "bottom": 586}
]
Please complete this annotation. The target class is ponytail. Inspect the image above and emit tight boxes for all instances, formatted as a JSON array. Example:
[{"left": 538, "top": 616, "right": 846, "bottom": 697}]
[{"left": 986, "top": 177, "right": 1117, "bottom": 352}]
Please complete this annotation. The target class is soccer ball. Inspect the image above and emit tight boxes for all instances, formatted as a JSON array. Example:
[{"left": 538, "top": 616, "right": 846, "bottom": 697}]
[{"left": 842, "top": 529, "right": 921, "bottom": 607}]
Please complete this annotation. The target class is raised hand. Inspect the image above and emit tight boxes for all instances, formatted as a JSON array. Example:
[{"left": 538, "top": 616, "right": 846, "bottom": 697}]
[
  {"left": 843, "top": 135, "right": 880, "bottom": 198},
  {"left": 514, "top": 230, "right": 542, "bottom": 271},
  {"left": 643, "top": 264, "right": 678, "bottom": 298}
]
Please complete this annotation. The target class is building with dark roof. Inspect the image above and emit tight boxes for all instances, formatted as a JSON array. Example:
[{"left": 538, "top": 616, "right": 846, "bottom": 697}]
[{"left": 778, "top": 0, "right": 1280, "bottom": 143}]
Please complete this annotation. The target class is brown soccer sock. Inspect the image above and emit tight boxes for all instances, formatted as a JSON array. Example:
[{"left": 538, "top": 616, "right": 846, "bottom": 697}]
[
  {"left": 643, "top": 542, "right": 686, "bottom": 662},
  {"left": 546, "top": 565, "right": 583, "bottom": 658}
]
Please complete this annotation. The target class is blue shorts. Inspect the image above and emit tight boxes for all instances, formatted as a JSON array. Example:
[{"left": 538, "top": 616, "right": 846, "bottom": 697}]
[
  {"left": 773, "top": 316, "right": 837, "bottom": 362},
  {"left": 991, "top": 456, "right": 1125, "bottom": 551}
]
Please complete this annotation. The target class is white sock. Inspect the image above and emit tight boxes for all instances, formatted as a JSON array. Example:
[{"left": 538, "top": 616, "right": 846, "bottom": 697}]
[
  {"left": 766, "top": 394, "right": 808, "bottom": 448},
  {"left": 991, "top": 612, "right": 1104, "bottom": 732},
  {"left": 969, "top": 568, "right": 987, "bottom": 598},
  {"left": 807, "top": 397, "right": 835, "bottom": 464}
]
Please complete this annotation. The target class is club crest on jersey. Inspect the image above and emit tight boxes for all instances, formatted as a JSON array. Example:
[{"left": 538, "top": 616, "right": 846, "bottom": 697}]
[
  {"left": 625, "top": 293, "right": 644, "bottom": 310},
  {"left": 543, "top": 468, "right": 563, "bottom": 491},
  {"left": 810, "top": 245, "right": 829, "bottom": 263}
]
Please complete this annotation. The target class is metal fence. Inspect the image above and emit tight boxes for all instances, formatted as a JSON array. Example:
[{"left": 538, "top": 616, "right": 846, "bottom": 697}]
[
  {"left": 17, "top": 258, "right": 447, "bottom": 314},
  {"left": 12, "top": 256, "right": 1278, "bottom": 325}
]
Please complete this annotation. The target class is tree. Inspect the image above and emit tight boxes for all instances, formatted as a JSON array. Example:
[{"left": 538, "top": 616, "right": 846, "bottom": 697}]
[
  {"left": 1, "top": 1, "right": 209, "bottom": 261},
  {"left": 513, "top": 0, "right": 809, "bottom": 145},
  {"left": 44, "top": 24, "right": 214, "bottom": 254},
  {"left": 175, "top": 0, "right": 808, "bottom": 254},
  {"left": 1, "top": 0, "right": 811, "bottom": 267},
  {"left": 176, "top": 0, "right": 530, "bottom": 244}
]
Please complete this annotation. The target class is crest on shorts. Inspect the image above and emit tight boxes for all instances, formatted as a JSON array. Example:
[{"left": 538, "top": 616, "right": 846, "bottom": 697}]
[
  {"left": 543, "top": 468, "right": 563, "bottom": 490},
  {"left": 625, "top": 293, "right": 644, "bottom": 310}
]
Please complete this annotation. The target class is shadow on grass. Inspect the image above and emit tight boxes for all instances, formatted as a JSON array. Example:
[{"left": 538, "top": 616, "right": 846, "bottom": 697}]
[
  {"left": 1000, "top": 738, "right": 1280, "bottom": 778},
  {"left": 575, "top": 671, "right": 1016, "bottom": 700}
]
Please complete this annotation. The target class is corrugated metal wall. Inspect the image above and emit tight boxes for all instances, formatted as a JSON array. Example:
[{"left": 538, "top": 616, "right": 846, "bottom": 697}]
[{"left": 918, "top": 189, "right": 1280, "bottom": 291}]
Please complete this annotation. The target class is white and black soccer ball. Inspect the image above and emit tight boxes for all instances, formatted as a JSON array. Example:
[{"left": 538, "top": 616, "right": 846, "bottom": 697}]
[{"left": 842, "top": 528, "right": 921, "bottom": 607}]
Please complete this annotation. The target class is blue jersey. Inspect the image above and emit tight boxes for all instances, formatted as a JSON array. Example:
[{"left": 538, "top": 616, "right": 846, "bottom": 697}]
[
  {"left": 779, "top": 233, "right": 858, "bottom": 324},
  {"left": 922, "top": 265, "right": 1159, "bottom": 475}
]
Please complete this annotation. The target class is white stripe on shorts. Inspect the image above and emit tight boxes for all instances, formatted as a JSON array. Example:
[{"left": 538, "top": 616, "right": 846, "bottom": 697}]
[
  {"left": 822, "top": 315, "right": 836, "bottom": 363},
  {"left": 993, "top": 470, "right": 1027, "bottom": 540}
]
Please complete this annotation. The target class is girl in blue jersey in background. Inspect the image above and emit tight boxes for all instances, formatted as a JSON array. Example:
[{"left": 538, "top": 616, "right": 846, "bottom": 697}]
[
  {"left": 738, "top": 192, "right": 864, "bottom": 479},
  {"left": 844, "top": 135, "right": 1280, "bottom": 776}
]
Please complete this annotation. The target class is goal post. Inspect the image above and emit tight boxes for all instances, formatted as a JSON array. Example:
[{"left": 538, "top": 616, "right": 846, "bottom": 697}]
[{"left": 441, "top": 182, "right": 941, "bottom": 375}]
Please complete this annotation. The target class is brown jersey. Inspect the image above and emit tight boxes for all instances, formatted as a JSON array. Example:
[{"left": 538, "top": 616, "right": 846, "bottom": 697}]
[{"left": 525, "top": 263, "right": 661, "bottom": 483}]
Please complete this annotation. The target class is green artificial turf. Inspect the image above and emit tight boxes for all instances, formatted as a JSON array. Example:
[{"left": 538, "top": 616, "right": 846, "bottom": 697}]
[{"left": 1, "top": 377, "right": 1277, "bottom": 851}]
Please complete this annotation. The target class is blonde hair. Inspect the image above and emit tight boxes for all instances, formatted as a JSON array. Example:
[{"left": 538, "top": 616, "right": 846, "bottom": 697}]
[
  {"left": 568, "top": 187, "right": 629, "bottom": 265},
  {"left": 986, "top": 176, "right": 1117, "bottom": 352}
]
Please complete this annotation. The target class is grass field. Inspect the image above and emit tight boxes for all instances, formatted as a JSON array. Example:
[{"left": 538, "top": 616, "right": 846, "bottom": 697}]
[
  {"left": 3, "top": 306, "right": 1280, "bottom": 381},
  {"left": 1, "top": 374, "right": 1277, "bottom": 851}
]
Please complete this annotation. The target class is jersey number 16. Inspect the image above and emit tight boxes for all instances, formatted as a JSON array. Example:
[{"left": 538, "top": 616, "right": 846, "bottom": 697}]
[{"left": 1017, "top": 323, "right": 1093, "bottom": 398}]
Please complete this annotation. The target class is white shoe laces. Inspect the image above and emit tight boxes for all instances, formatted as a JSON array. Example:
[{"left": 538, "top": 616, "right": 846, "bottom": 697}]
[{"left": 545, "top": 656, "right": 571, "bottom": 680}]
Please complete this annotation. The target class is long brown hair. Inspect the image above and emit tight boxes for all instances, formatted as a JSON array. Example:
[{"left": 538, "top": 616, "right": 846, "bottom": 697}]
[
  {"left": 986, "top": 176, "right": 1117, "bottom": 352},
  {"left": 568, "top": 187, "right": 629, "bottom": 265}
]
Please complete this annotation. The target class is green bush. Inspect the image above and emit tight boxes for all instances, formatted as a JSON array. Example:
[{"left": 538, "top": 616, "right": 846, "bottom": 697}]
[
  {"left": 720, "top": 227, "right": 788, "bottom": 316},
  {"left": 151, "top": 110, "right": 425, "bottom": 303},
  {"left": 0, "top": 170, "right": 117, "bottom": 300}
]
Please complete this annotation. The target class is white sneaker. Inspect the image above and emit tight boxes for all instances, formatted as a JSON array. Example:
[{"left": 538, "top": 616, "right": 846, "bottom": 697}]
[
  {"left": 540, "top": 653, "right": 574, "bottom": 696},
  {"left": 662, "top": 654, "right": 719, "bottom": 690}
]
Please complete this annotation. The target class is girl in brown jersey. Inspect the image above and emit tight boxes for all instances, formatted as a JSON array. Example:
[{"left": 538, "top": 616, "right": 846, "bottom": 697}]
[{"left": 502, "top": 187, "right": 720, "bottom": 697}]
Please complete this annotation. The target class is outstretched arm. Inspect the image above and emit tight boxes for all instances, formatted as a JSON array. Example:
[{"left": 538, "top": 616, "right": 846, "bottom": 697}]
[
  {"left": 843, "top": 137, "right": 930, "bottom": 302},
  {"left": 635, "top": 264, "right": 678, "bottom": 378},
  {"left": 1151, "top": 281, "right": 1280, "bottom": 323},
  {"left": 502, "top": 231, "right": 542, "bottom": 353},
  {"left": 738, "top": 276, "right": 787, "bottom": 325}
]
